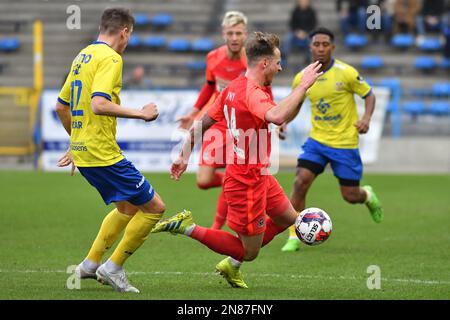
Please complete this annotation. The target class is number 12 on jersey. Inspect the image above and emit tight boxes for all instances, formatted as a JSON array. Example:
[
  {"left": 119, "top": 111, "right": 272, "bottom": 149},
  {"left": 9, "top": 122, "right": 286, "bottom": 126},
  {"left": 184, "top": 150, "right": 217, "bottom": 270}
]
[{"left": 70, "top": 80, "right": 84, "bottom": 117}]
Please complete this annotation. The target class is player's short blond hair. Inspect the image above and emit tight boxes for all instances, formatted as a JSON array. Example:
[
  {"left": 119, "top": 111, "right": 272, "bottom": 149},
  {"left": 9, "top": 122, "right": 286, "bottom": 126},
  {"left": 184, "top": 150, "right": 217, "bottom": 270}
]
[{"left": 222, "top": 11, "right": 248, "bottom": 28}]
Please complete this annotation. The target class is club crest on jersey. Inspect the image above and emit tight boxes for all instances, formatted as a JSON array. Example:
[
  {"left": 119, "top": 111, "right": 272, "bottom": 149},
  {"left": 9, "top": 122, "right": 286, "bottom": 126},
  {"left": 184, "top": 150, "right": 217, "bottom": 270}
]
[
  {"left": 258, "top": 218, "right": 265, "bottom": 228},
  {"left": 335, "top": 82, "right": 344, "bottom": 91}
]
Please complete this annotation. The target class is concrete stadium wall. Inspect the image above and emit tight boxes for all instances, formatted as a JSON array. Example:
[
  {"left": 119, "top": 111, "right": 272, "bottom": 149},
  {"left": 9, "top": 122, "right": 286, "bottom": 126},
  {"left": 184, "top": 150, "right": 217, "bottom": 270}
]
[
  {"left": 365, "top": 137, "right": 450, "bottom": 174},
  {"left": 279, "top": 137, "right": 450, "bottom": 174}
]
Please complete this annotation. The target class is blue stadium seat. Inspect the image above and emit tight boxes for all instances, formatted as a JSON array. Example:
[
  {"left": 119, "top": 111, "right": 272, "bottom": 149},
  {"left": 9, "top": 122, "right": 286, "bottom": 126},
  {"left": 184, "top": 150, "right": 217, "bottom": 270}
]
[
  {"left": 142, "top": 36, "right": 166, "bottom": 50},
  {"left": 191, "top": 38, "right": 214, "bottom": 53},
  {"left": 391, "top": 34, "right": 414, "bottom": 49},
  {"left": 440, "top": 57, "right": 450, "bottom": 69},
  {"left": 378, "top": 78, "right": 401, "bottom": 100},
  {"left": 344, "top": 34, "right": 368, "bottom": 49},
  {"left": 417, "top": 37, "right": 442, "bottom": 52},
  {"left": 429, "top": 101, "right": 450, "bottom": 116},
  {"left": 186, "top": 60, "right": 206, "bottom": 71},
  {"left": 127, "top": 35, "right": 141, "bottom": 49},
  {"left": 151, "top": 13, "right": 173, "bottom": 28},
  {"left": 414, "top": 56, "right": 436, "bottom": 71},
  {"left": 134, "top": 13, "right": 151, "bottom": 27},
  {"left": 364, "top": 78, "right": 374, "bottom": 86},
  {"left": 0, "top": 37, "right": 20, "bottom": 52},
  {"left": 403, "top": 101, "right": 426, "bottom": 116},
  {"left": 431, "top": 82, "right": 450, "bottom": 97},
  {"left": 361, "top": 56, "right": 384, "bottom": 70},
  {"left": 385, "top": 100, "right": 399, "bottom": 113},
  {"left": 167, "top": 38, "right": 190, "bottom": 52}
]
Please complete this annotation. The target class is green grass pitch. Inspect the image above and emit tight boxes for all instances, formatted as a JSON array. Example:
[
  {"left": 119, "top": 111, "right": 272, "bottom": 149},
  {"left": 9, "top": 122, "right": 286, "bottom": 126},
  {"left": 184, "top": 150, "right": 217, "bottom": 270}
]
[{"left": 0, "top": 170, "right": 449, "bottom": 299}]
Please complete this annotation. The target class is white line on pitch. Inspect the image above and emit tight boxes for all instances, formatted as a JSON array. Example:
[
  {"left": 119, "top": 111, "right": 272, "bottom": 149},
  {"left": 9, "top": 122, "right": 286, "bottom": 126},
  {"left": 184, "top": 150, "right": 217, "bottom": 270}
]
[{"left": 0, "top": 269, "right": 449, "bottom": 286}]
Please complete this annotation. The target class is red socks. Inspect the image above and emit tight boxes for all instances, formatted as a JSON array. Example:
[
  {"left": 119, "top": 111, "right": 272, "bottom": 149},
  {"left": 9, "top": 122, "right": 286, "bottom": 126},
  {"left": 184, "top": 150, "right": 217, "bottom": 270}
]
[
  {"left": 262, "top": 218, "right": 288, "bottom": 247},
  {"left": 211, "top": 190, "right": 227, "bottom": 229},
  {"left": 190, "top": 225, "right": 244, "bottom": 262}
]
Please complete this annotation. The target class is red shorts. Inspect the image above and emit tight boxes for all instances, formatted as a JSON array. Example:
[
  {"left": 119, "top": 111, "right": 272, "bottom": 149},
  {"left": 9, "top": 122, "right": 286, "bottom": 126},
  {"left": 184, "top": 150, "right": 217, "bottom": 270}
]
[
  {"left": 223, "top": 174, "right": 291, "bottom": 236},
  {"left": 198, "top": 122, "right": 229, "bottom": 169}
]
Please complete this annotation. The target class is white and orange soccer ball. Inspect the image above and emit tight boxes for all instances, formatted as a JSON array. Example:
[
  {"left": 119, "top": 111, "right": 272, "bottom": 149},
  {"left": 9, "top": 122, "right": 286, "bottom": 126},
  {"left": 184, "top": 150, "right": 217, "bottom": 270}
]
[{"left": 295, "top": 207, "right": 332, "bottom": 246}]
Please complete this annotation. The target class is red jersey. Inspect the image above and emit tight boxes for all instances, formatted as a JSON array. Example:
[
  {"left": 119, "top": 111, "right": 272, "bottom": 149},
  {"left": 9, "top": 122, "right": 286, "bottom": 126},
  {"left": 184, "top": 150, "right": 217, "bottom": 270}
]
[
  {"left": 194, "top": 46, "right": 247, "bottom": 123},
  {"left": 207, "top": 75, "right": 275, "bottom": 185},
  {"left": 206, "top": 45, "right": 247, "bottom": 95}
]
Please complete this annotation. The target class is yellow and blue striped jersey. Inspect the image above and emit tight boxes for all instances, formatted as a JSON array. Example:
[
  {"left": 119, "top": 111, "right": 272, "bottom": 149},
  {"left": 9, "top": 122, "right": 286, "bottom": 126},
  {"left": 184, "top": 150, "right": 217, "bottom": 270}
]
[
  {"left": 58, "top": 41, "right": 124, "bottom": 167},
  {"left": 292, "top": 59, "right": 372, "bottom": 149}
]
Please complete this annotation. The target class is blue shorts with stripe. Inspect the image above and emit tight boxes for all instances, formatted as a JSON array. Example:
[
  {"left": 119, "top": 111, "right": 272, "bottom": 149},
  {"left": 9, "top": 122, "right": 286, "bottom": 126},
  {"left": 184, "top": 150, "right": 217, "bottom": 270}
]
[
  {"left": 298, "top": 138, "right": 363, "bottom": 184},
  {"left": 78, "top": 158, "right": 155, "bottom": 206}
]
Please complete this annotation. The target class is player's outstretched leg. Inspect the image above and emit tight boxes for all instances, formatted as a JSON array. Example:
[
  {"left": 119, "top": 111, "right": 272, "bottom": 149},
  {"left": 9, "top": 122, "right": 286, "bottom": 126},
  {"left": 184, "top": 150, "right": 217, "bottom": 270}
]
[
  {"left": 215, "top": 257, "right": 248, "bottom": 289},
  {"left": 151, "top": 210, "right": 195, "bottom": 234},
  {"left": 363, "top": 185, "right": 384, "bottom": 223},
  {"left": 96, "top": 264, "right": 139, "bottom": 293},
  {"left": 281, "top": 225, "right": 301, "bottom": 252}
]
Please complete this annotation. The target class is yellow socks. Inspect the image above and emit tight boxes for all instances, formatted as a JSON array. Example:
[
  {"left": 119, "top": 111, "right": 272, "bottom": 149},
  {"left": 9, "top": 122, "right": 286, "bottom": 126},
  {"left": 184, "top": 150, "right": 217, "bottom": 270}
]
[
  {"left": 109, "top": 211, "right": 162, "bottom": 267},
  {"left": 86, "top": 208, "right": 133, "bottom": 264},
  {"left": 288, "top": 224, "right": 297, "bottom": 239}
]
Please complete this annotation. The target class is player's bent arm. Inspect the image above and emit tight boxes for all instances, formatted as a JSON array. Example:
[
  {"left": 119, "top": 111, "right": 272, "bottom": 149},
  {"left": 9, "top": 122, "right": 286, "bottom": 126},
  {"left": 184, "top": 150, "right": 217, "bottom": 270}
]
[
  {"left": 362, "top": 92, "right": 376, "bottom": 122},
  {"left": 265, "top": 61, "right": 322, "bottom": 125},
  {"left": 91, "top": 96, "right": 158, "bottom": 121},
  {"left": 285, "top": 101, "right": 304, "bottom": 124},
  {"left": 56, "top": 101, "right": 72, "bottom": 135},
  {"left": 264, "top": 86, "right": 307, "bottom": 125},
  {"left": 180, "top": 113, "right": 217, "bottom": 161}
]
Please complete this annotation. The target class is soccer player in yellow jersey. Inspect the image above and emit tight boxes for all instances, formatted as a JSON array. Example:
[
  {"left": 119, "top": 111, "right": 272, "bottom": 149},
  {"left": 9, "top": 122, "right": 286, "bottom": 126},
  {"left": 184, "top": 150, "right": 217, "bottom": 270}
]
[
  {"left": 281, "top": 27, "right": 384, "bottom": 252},
  {"left": 55, "top": 8, "right": 164, "bottom": 292}
]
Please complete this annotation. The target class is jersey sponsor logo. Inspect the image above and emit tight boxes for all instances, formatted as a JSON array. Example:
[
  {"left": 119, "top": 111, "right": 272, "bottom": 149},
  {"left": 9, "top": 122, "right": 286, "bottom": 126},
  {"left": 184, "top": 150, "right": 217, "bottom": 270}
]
[
  {"left": 314, "top": 114, "right": 342, "bottom": 122},
  {"left": 70, "top": 144, "right": 88, "bottom": 152},
  {"left": 72, "top": 64, "right": 81, "bottom": 75},
  {"left": 316, "top": 98, "right": 330, "bottom": 114}
]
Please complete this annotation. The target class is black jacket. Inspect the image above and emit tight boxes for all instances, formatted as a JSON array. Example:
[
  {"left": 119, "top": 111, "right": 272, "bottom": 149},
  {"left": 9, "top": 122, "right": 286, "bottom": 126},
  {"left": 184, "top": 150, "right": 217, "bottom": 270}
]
[{"left": 289, "top": 6, "right": 317, "bottom": 32}]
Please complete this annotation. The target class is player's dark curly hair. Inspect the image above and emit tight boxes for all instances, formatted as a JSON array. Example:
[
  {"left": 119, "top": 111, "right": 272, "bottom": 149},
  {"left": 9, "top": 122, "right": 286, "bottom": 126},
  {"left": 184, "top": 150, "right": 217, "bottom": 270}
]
[
  {"left": 246, "top": 32, "right": 280, "bottom": 66},
  {"left": 100, "top": 7, "right": 135, "bottom": 35},
  {"left": 309, "top": 27, "right": 335, "bottom": 42}
]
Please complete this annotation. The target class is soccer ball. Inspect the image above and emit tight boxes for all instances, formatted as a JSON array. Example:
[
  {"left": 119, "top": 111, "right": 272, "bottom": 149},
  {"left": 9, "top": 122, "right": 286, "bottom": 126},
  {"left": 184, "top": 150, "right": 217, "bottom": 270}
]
[{"left": 295, "top": 207, "right": 332, "bottom": 246}]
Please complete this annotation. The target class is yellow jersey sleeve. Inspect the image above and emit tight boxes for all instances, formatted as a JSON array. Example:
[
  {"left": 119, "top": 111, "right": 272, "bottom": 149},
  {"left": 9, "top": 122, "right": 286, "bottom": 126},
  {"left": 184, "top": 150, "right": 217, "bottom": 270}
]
[
  {"left": 91, "top": 55, "right": 122, "bottom": 101},
  {"left": 291, "top": 71, "right": 303, "bottom": 90},
  {"left": 345, "top": 66, "right": 372, "bottom": 98},
  {"left": 58, "top": 72, "right": 72, "bottom": 106}
]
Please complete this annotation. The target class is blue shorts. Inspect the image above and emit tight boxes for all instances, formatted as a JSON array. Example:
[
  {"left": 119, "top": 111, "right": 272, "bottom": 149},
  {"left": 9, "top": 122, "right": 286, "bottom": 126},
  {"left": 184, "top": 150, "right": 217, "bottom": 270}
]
[
  {"left": 297, "top": 138, "right": 363, "bottom": 186},
  {"left": 78, "top": 158, "right": 155, "bottom": 206}
]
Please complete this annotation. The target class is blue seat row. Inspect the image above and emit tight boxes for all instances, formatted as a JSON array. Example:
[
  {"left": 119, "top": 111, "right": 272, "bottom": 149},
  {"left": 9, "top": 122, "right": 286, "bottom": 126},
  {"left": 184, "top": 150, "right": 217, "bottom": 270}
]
[
  {"left": 127, "top": 35, "right": 215, "bottom": 53},
  {"left": 134, "top": 13, "right": 173, "bottom": 28},
  {"left": 344, "top": 33, "right": 443, "bottom": 52}
]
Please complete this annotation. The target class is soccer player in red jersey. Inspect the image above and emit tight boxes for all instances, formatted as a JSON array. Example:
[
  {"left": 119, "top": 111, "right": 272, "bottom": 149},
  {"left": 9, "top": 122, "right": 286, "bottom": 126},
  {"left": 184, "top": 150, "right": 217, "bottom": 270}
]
[
  {"left": 151, "top": 32, "right": 322, "bottom": 288},
  {"left": 177, "top": 11, "right": 248, "bottom": 230}
]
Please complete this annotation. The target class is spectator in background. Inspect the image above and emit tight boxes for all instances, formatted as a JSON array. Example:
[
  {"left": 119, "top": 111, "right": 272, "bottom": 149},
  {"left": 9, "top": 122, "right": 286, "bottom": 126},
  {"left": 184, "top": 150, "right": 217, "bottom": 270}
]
[
  {"left": 337, "top": 0, "right": 368, "bottom": 35},
  {"left": 416, "top": 0, "right": 446, "bottom": 39},
  {"left": 393, "top": 0, "right": 420, "bottom": 34},
  {"left": 282, "top": 0, "right": 317, "bottom": 66},
  {"left": 124, "top": 65, "right": 151, "bottom": 89}
]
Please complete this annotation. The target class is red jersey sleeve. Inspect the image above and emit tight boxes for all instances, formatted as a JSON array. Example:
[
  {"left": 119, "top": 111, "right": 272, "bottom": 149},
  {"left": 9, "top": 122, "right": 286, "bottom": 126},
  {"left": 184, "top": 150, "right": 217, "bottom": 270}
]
[
  {"left": 205, "top": 50, "right": 216, "bottom": 83},
  {"left": 247, "top": 87, "right": 276, "bottom": 121},
  {"left": 207, "top": 89, "right": 225, "bottom": 122}
]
